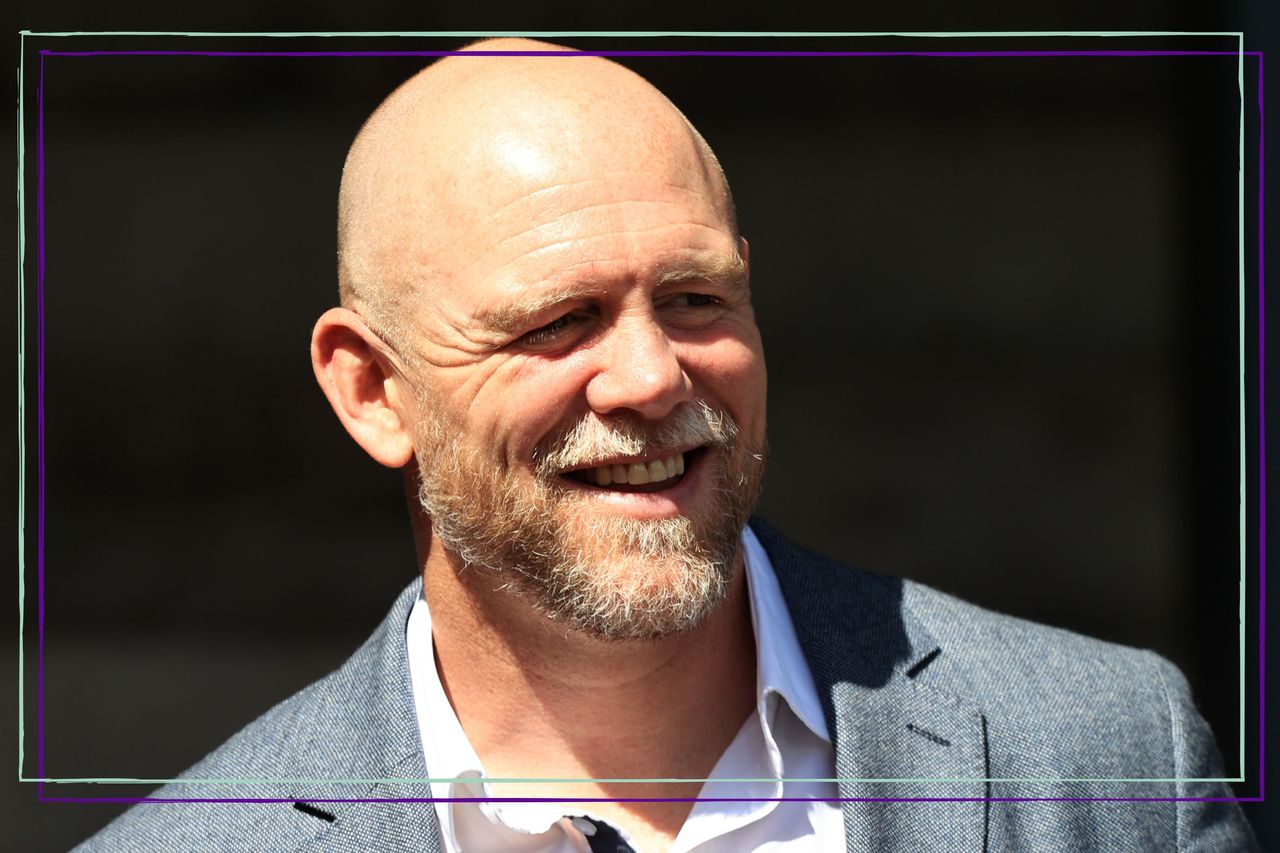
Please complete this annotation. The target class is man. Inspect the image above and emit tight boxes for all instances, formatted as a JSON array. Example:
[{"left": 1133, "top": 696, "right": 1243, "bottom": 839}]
[{"left": 82, "top": 39, "right": 1255, "bottom": 852}]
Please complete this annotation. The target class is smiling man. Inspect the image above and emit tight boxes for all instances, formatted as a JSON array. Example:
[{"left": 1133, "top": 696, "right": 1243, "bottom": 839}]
[{"left": 81, "top": 39, "right": 1255, "bottom": 853}]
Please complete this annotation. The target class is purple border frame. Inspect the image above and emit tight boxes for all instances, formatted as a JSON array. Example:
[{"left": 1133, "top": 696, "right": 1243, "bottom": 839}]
[{"left": 28, "top": 46, "right": 1267, "bottom": 806}]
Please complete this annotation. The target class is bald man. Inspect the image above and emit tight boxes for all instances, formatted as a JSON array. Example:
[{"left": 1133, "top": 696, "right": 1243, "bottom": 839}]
[{"left": 80, "top": 40, "right": 1255, "bottom": 852}]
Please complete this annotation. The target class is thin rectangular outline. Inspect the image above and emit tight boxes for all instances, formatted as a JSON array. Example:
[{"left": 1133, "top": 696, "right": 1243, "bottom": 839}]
[{"left": 15, "top": 31, "right": 1265, "bottom": 803}]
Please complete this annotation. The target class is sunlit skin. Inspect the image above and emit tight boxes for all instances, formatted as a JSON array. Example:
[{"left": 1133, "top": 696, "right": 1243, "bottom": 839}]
[{"left": 311, "top": 40, "right": 766, "bottom": 848}]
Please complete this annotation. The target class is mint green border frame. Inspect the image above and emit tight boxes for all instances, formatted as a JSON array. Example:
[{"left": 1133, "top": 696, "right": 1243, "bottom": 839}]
[{"left": 15, "top": 29, "right": 1252, "bottom": 787}]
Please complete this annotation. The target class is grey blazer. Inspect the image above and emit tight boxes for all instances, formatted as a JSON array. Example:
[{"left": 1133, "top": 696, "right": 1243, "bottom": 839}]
[{"left": 80, "top": 521, "right": 1257, "bottom": 851}]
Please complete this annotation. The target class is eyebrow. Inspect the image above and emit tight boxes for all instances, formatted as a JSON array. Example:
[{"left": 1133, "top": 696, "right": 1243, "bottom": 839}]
[
  {"left": 475, "top": 254, "right": 749, "bottom": 337},
  {"left": 474, "top": 283, "right": 612, "bottom": 337},
  {"left": 654, "top": 253, "right": 749, "bottom": 291}
]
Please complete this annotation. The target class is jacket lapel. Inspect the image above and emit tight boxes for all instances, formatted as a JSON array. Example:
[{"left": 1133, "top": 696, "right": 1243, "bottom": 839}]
[
  {"left": 753, "top": 519, "right": 989, "bottom": 853},
  {"left": 287, "top": 578, "right": 444, "bottom": 852}
]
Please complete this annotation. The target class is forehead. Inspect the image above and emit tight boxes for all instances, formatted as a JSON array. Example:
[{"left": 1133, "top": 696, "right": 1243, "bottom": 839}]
[{"left": 440, "top": 167, "right": 740, "bottom": 308}]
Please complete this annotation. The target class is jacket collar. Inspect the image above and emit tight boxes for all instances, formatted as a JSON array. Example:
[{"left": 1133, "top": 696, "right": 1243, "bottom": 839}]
[
  {"left": 299, "top": 521, "right": 989, "bottom": 852},
  {"left": 751, "top": 518, "right": 989, "bottom": 852}
]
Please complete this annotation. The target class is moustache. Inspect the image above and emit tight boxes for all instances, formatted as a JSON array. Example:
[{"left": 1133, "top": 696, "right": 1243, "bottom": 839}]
[{"left": 533, "top": 401, "right": 739, "bottom": 480}]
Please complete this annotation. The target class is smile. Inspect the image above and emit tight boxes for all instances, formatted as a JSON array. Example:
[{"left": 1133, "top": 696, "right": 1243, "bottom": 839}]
[{"left": 562, "top": 448, "right": 704, "bottom": 493}]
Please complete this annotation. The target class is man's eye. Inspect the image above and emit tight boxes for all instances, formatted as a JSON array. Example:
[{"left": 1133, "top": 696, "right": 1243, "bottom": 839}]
[
  {"left": 670, "top": 292, "right": 725, "bottom": 309},
  {"left": 517, "top": 314, "right": 577, "bottom": 347},
  {"left": 665, "top": 293, "right": 725, "bottom": 312},
  {"left": 678, "top": 293, "right": 721, "bottom": 308}
]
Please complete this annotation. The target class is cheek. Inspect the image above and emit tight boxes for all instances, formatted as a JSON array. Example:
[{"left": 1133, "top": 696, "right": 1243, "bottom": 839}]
[
  {"left": 680, "top": 335, "right": 767, "bottom": 453},
  {"left": 470, "top": 352, "right": 599, "bottom": 464},
  {"left": 683, "top": 334, "right": 767, "bottom": 413}
]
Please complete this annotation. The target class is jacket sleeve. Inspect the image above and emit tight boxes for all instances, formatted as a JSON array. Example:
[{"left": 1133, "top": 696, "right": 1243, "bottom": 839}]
[{"left": 1149, "top": 653, "right": 1259, "bottom": 852}]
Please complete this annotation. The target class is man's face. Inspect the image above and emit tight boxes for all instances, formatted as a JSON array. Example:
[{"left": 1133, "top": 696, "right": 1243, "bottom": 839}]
[{"left": 398, "top": 159, "right": 767, "bottom": 640}]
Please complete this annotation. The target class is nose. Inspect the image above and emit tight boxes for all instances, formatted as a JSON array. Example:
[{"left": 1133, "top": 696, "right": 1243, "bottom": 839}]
[{"left": 584, "top": 314, "right": 692, "bottom": 420}]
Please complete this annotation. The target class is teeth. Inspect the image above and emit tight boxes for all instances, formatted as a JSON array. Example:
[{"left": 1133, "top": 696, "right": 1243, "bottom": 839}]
[{"left": 574, "top": 452, "right": 688, "bottom": 487}]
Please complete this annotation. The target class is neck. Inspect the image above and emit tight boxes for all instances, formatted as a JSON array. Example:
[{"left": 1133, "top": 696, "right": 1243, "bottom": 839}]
[{"left": 421, "top": 534, "right": 757, "bottom": 834}]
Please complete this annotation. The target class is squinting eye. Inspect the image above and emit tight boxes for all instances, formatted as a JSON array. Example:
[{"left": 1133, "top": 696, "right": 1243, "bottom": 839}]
[
  {"left": 517, "top": 314, "right": 576, "bottom": 346},
  {"left": 682, "top": 293, "right": 721, "bottom": 307},
  {"left": 669, "top": 293, "right": 724, "bottom": 309}
]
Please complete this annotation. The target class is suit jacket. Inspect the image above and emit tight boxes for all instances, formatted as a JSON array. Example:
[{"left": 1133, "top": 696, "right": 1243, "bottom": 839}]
[{"left": 80, "top": 520, "right": 1257, "bottom": 852}]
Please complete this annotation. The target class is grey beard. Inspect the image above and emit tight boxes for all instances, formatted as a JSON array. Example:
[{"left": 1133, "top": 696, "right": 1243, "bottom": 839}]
[{"left": 414, "top": 402, "right": 761, "bottom": 641}]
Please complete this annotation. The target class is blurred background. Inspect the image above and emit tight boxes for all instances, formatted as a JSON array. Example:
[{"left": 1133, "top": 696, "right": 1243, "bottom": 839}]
[{"left": 5, "top": 7, "right": 1273, "bottom": 850}]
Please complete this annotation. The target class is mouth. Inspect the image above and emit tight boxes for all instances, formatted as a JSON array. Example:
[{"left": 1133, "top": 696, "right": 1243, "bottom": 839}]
[{"left": 559, "top": 447, "right": 707, "bottom": 494}]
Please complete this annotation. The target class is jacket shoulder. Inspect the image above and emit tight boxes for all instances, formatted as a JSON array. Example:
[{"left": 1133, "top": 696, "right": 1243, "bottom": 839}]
[
  {"left": 899, "top": 576, "right": 1254, "bottom": 847},
  {"left": 901, "top": 578, "right": 1169, "bottom": 706},
  {"left": 754, "top": 520, "right": 1256, "bottom": 847},
  {"left": 76, "top": 580, "right": 427, "bottom": 852},
  {"left": 751, "top": 519, "right": 1222, "bottom": 782}
]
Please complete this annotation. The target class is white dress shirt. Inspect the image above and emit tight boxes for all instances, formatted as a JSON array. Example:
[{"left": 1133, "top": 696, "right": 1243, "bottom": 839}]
[{"left": 405, "top": 527, "right": 846, "bottom": 852}]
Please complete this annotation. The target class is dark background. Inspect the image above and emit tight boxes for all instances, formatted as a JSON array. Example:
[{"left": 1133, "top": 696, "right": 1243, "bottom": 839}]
[{"left": 6, "top": 6, "right": 1274, "bottom": 850}]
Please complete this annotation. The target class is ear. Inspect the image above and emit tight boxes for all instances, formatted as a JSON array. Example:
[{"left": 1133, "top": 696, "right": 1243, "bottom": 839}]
[{"left": 310, "top": 307, "right": 416, "bottom": 468}]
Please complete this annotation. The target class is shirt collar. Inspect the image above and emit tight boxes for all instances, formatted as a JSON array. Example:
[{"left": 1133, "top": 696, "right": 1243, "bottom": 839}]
[
  {"left": 405, "top": 525, "right": 831, "bottom": 848},
  {"left": 406, "top": 592, "right": 574, "bottom": 843},
  {"left": 741, "top": 525, "right": 831, "bottom": 745}
]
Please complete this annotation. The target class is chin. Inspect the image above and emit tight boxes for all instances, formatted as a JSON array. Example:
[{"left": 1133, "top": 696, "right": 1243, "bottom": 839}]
[{"left": 521, "top": 511, "right": 739, "bottom": 641}]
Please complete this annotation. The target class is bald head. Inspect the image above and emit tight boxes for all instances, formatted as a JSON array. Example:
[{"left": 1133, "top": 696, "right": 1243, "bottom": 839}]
[{"left": 336, "top": 38, "right": 737, "bottom": 354}]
